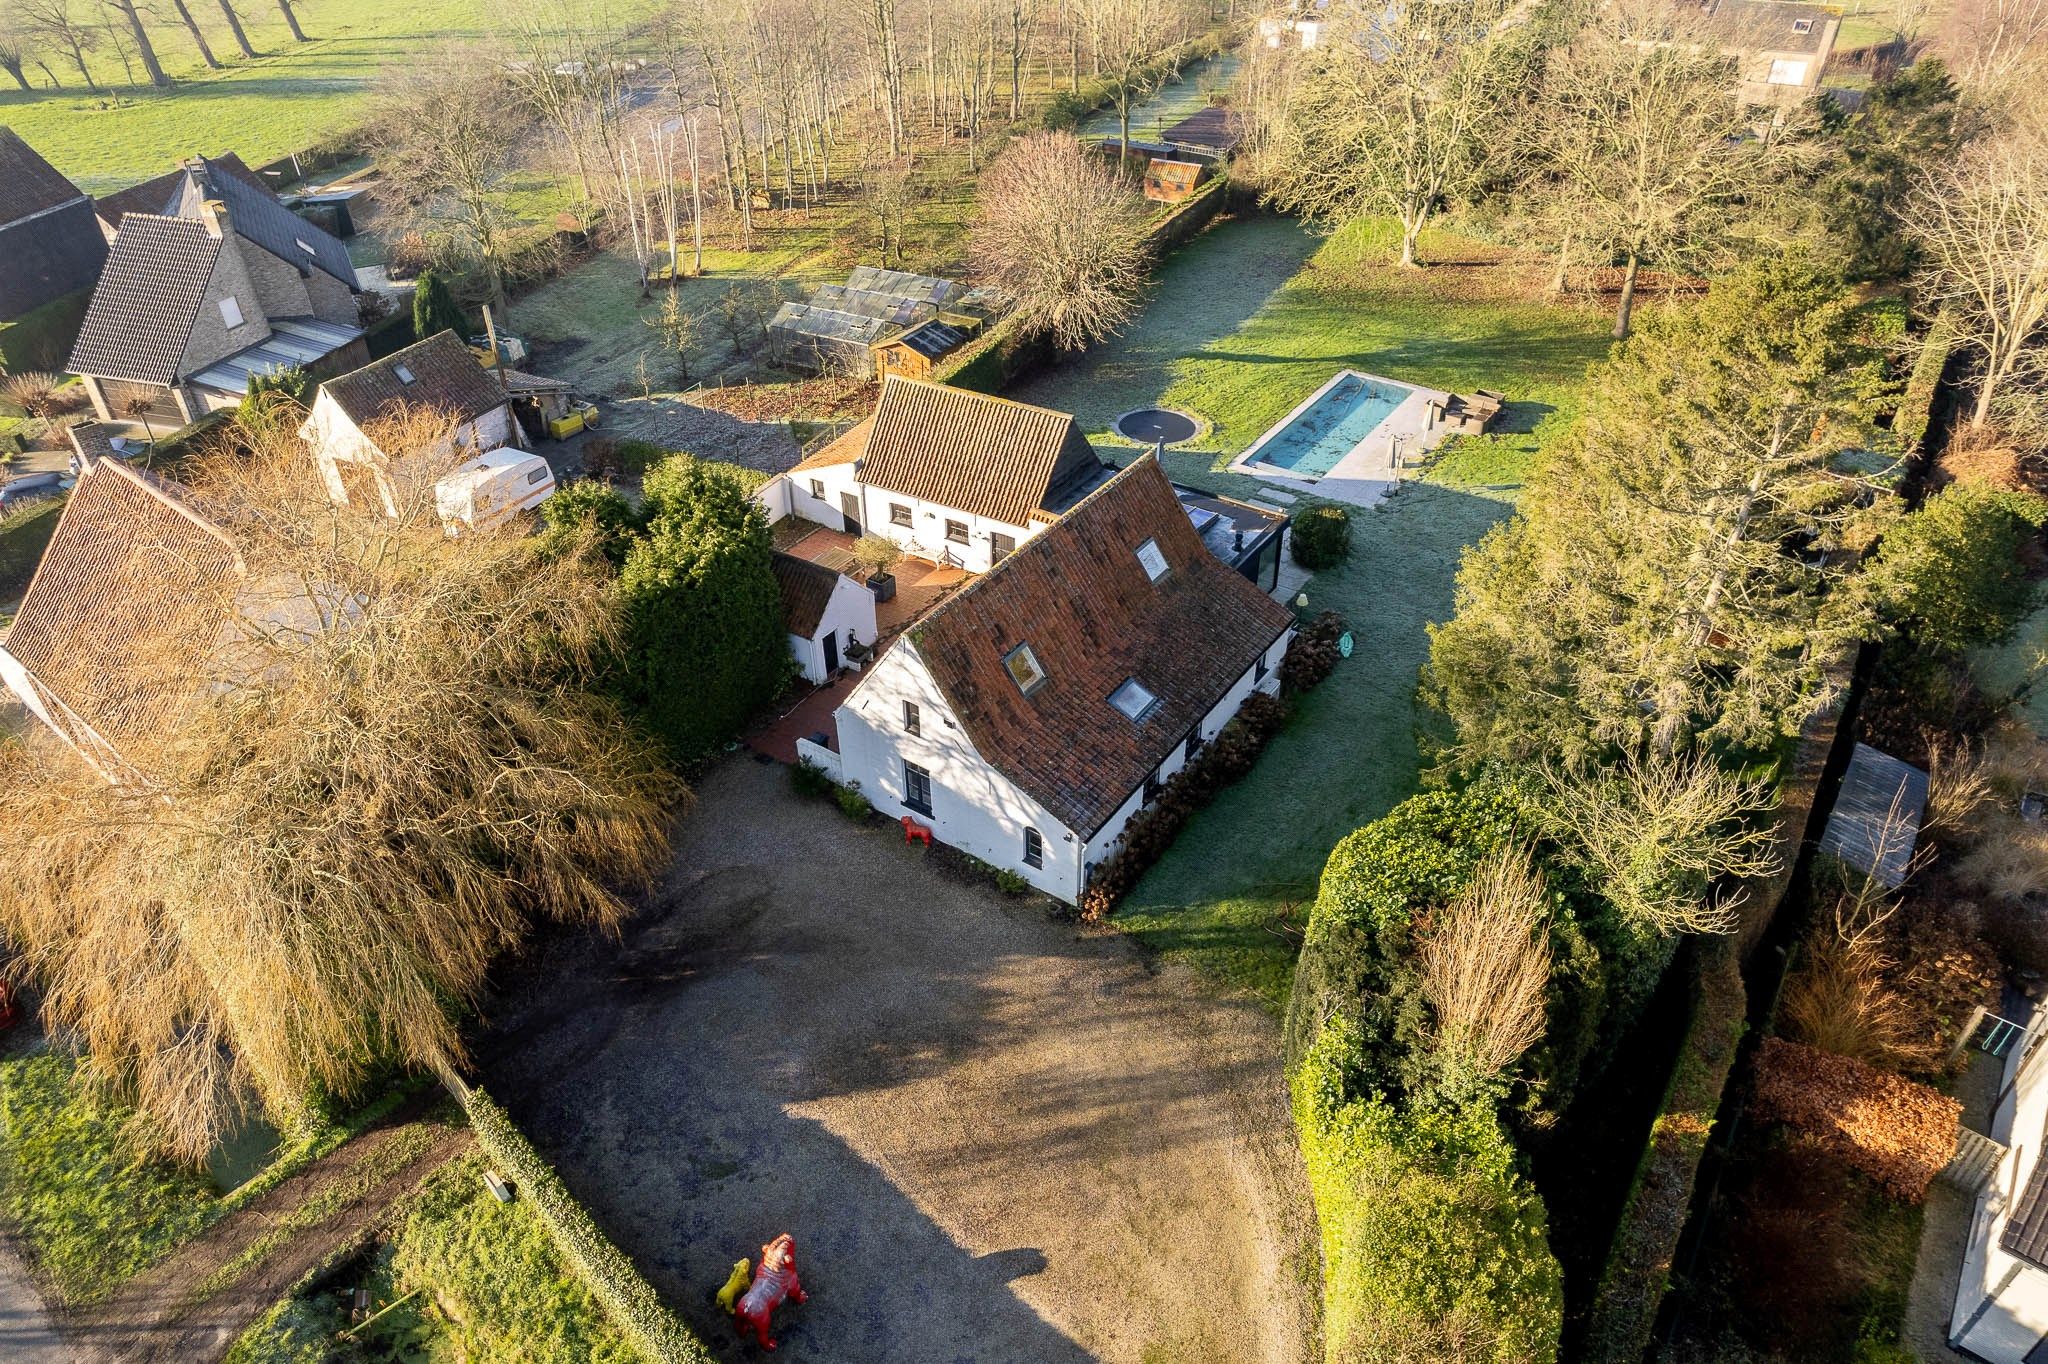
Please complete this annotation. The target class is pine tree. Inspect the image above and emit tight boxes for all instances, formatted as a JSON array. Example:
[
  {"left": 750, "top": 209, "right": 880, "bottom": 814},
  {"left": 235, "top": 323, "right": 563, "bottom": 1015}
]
[{"left": 412, "top": 269, "right": 468, "bottom": 342}]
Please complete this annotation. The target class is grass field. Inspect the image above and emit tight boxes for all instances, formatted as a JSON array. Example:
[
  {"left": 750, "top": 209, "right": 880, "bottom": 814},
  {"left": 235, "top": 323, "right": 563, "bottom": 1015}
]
[
  {"left": 0, "top": 0, "right": 552, "bottom": 194},
  {"left": 0, "top": 497, "right": 65, "bottom": 607},
  {"left": 1019, "top": 213, "right": 1614, "bottom": 1008}
]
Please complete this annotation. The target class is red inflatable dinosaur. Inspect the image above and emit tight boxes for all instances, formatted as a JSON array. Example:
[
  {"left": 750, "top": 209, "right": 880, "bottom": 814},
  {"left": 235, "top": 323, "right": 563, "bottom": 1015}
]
[{"left": 733, "top": 1233, "right": 807, "bottom": 1350}]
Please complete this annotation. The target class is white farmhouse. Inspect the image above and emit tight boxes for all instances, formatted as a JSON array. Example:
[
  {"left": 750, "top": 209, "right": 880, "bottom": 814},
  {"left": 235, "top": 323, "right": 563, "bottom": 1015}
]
[
  {"left": 761, "top": 376, "right": 1110, "bottom": 573},
  {"left": 829, "top": 454, "right": 1295, "bottom": 904},
  {"left": 300, "top": 331, "right": 517, "bottom": 516},
  {"left": 772, "top": 551, "right": 878, "bottom": 683},
  {"left": 1952, "top": 1003, "right": 2048, "bottom": 1361}
]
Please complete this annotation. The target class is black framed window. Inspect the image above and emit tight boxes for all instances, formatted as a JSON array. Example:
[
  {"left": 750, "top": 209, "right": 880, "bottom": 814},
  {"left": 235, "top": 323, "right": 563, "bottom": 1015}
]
[
  {"left": 991, "top": 532, "right": 1016, "bottom": 560},
  {"left": 946, "top": 519, "right": 968, "bottom": 545},
  {"left": 1143, "top": 774, "right": 1163, "bottom": 805},
  {"left": 1255, "top": 650, "right": 1268, "bottom": 683},
  {"left": 890, "top": 503, "right": 912, "bottom": 527},
  {"left": 1023, "top": 827, "right": 1043, "bottom": 868},
  {"left": 809, "top": 478, "right": 825, "bottom": 499},
  {"left": 1186, "top": 729, "right": 1205, "bottom": 763},
  {"left": 903, "top": 700, "right": 921, "bottom": 735},
  {"left": 904, "top": 761, "right": 933, "bottom": 815}
]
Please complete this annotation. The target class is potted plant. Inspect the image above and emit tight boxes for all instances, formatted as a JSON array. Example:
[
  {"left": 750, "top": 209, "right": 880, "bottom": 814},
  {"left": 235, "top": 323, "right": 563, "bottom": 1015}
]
[{"left": 853, "top": 533, "right": 902, "bottom": 603}]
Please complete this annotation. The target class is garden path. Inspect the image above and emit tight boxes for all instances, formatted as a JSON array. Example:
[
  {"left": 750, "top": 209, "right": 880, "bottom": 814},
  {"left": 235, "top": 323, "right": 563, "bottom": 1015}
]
[{"left": 478, "top": 756, "right": 1320, "bottom": 1364}]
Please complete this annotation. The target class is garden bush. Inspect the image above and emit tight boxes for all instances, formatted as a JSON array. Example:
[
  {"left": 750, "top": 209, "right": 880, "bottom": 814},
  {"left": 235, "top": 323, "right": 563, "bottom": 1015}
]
[
  {"left": 459, "top": 1083, "right": 714, "bottom": 1364},
  {"left": 836, "top": 784, "right": 873, "bottom": 820},
  {"left": 790, "top": 758, "right": 836, "bottom": 798},
  {"left": 1281, "top": 611, "right": 1348, "bottom": 695},
  {"left": 1748, "top": 1037, "right": 1961, "bottom": 1202},
  {"left": 1867, "top": 483, "right": 2048, "bottom": 657},
  {"left": 1293, "top": 1017, "right": 1563, "bottom": 1364},
  {"left": 1290, "top": 504, "right": 1353, "bottom": 570},
  {"left": 539, "top": 480, "right": 640, "bottom": 567}
]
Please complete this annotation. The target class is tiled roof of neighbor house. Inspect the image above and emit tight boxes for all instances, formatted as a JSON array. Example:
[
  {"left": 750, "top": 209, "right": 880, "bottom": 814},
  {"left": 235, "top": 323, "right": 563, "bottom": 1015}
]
[
  {"left": 95, "top": 152, "right": 269, "bottom": 230},
  {"left": 0, "top": 127, "right": 87, "bottom": 225},
  {"left": 1694, "top": 0, "right": 1837, "bottom": 53},
  {"left": 855, "top": 377, "right": 1107, "bottom": 528},
  {"left": 67, "top": 214, "right": 222, "bottom": 386},
  {"left": 908, "top": 454, "right": 1294, "bottom": 837},
  {"left": 0, "top": 459, "right": 242, "bottom": 754},
  {"left": 318, "top": 331, "right": 505, "bottom": 432},
  {"left": 791, "top": 418, "right": 873, "bottom": 472},
  {"left": 201, "top": 156, "right": 357, "bottom": 290},
  {"left": 772, "top": 551, "right": 843, "bottom": 637}
]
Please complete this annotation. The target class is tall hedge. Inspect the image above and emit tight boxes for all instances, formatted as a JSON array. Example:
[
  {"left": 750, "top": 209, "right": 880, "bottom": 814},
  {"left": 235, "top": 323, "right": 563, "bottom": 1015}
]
[
  {"left": 1293, "top": 1017, "right": 1563, "bottom": 1364},
  {"left": 615, "top": 457, "right": 793, "bottom": 765}
]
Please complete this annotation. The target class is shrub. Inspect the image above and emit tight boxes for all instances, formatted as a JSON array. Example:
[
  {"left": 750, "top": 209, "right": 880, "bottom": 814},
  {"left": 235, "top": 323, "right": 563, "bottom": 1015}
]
[
  {"left": 835, "top": 784, "right": 872, "bottom": 820},
  {"left": 1291, "top": 504, "right": 1352, "bottom": 570},
  {"left": 583, "top": 438, "right": 666, "bottom": 484},
  {"left": 852, "top": 533, "right": 901, "bottom": 575},
  {"left": 0, "top": 371, "right": 62, "bottom": 418},
  {"left": 1748, "top": 1037, "right": 1961, "bottom": 1202},
  {"left": 538, "top": 480, "right": 640, "bottom": 567},
  {"left": 615, "top": 458, "right": 794, "bottom": 765},
  {"left": 1293, "top": 1017, "right": 1563, "bottom": 1364},
  {"left": 1867, "top": 483, "right": 2048, "bottom": 657},
  {"left": 458, "top": 1084, "right": 714, "bottom": 1363},
  {"left": 412, "top": 269, "right": 468, "bottom": 342},
  {"left": 994, "top": 868, "right": 1030, "bottom": 895},
  {"left": 790, "top": 758, "right": 836, "bottom": 798},
  {"left": 1281, "top": 611, "right": 1348, "bottom": 694}
]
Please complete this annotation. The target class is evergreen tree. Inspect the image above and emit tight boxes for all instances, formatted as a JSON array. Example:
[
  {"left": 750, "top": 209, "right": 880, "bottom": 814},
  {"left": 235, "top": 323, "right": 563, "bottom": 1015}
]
[{"left": 412, "top": 269, "right": 468, "bottom": 342}]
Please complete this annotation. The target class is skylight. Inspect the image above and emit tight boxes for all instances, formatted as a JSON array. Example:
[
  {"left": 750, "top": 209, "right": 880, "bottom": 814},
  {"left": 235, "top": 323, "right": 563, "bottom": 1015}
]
[
  {"left": 1135, "top": 538, "right": 1169, "bottom": 582},
  {"left": 296, "top": 238, "right": 317, "bottom": 256},
  {"left": 394, "top": 364, "right": 417, "bottom": 385},
  {"left": 1004, "top": 643, "right": 1047, "bottom": 694},
  {"left": 1791, "top": 17, "right": 1813, "bottom": 31},
  {"left": 1109, "top": 679, "right": 1158, "bottom": 722}
]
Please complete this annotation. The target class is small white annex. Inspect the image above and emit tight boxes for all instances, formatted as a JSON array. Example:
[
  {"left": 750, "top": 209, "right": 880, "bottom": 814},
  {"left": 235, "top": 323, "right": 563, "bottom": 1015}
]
[
  {"left": 1952, "top": 1001, "right": 2048, "bottom": 1361},
  {"left": 824, "top": 454, "right": 1295, "bottom": 904},
  {"left": 300, "top": 330, "right": 516, "bottom": 516},
  {"left": 772, "top": 552, "right": 878, "bottom": 684},
  {"left": 756, "top": 376, "right": 1109, "bottom": 575}
]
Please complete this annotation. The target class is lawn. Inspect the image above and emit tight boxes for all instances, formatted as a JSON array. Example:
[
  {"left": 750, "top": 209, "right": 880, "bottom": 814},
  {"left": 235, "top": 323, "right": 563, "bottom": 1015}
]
[
  {"left": 0, "top": 0, "right": 630, "bottom": 194},
  {"left": 0, "top": 496, "right": 65, "bottom": 607},
  {"left": 1019, "top": 213, "right": 1614, "bottom": 1008}
]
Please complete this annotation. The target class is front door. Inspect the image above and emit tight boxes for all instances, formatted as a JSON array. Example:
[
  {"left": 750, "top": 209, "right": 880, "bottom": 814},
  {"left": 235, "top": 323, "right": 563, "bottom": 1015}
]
[
  {"left": 822, "top": 630, "right": 839, "bottom": 673},
  {"left": 840, "top": 493, "right": 861, "bottom": 537}
]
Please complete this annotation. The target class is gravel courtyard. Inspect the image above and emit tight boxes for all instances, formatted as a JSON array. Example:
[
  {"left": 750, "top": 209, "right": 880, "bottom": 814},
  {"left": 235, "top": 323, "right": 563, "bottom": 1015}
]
[{"left": 478, "top": 757, "right": 1318, "bottom": 1363}]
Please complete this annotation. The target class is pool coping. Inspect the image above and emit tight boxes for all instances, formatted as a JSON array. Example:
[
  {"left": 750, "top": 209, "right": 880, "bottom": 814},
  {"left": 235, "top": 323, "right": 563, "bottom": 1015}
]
[{"left": 1226, "top": 368, "right": 1456, "bottom": 508}]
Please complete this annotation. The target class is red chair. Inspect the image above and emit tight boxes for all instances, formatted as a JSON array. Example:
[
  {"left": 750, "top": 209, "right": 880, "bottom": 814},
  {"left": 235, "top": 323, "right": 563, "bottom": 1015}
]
[{"left": 900, "top": 814, "right": 933, "bottom": 847}]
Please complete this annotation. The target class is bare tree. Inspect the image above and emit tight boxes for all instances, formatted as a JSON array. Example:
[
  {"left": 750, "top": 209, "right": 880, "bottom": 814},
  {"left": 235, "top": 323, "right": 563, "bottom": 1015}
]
[
  {"left": 1263, "top": 0, "right": 1513, "bottom": 268},
  {"left": 100, "top": 0, "right": 168, "bottom": 86},
  {"left": 163, "top": 0, "right": 219, "bottom": 68},
  {"left": 0, "top": 417, "right": 679, "bottom": 1161},
  {"left": 373, "top": 46, "right": 528, "bottom": 309},
  {"left": 17, "top": 0, "right": 100, "bottom": 91},
  {"left": 0, "top": 22, "right": 33, "bottom": 88},
  {"left": 495, "top": 0, "right": 629, "bottom": 207},
  {"left": 1541, "top": 752, "right": 1781, "bottom": 938},
  {"left": 1942, "top": 0, "right": 2048, "bottom": 94},
  {"left": 273, "top": 0, "right": 304, "bottom": 41},
  {"left": 1909, "top": 127, "right": 2048, "bottom": 425},
  {"left": 1418, "top": 846, "right": 1552, "bottom": 1084},
  {"left": 213, "top": 0, "right": 254, "bottom": 57},
  {"left": 971, "top": 130, "right": 1149, "bottom": 349}
]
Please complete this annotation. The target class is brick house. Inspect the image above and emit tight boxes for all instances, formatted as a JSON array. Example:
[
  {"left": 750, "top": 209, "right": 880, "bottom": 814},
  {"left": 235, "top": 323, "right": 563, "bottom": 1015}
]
[{"left": 68, "top": 157, "right": 364, "bottom": 426}]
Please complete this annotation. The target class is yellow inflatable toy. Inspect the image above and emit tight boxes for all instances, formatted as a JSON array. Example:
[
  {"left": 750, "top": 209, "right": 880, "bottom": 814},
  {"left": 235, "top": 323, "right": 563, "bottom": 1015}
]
[{"left": 716, "top": 1258, "right": 753, "bottom": 1314}]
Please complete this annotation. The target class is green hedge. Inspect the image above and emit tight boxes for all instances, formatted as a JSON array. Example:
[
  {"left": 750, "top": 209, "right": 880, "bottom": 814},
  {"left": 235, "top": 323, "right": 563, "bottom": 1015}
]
[
  {"left": 1038, "top": 31, "right": 1228, "bottom": 131},
  {"left": 1293, "top": 1018, "right": 1563, "bottom": 1364},
  {"left": 1291, "top": 504, "right": 1352, "bottom": 570},
  {"left": 457, "top": 1082, "right": 714, "bottom": 1364},
  {"left": 1893, "top": 311, "right": 1954, "bottom": 452}
]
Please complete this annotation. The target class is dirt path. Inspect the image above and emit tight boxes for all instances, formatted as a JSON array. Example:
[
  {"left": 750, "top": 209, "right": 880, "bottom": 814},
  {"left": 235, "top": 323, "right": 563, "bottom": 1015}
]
[
  {"left": 480, "top": 756, "right": 1320, "bottom": 1364},
  {"left": 65, "top": 1116, "right": 469, "bottom": 1364}
]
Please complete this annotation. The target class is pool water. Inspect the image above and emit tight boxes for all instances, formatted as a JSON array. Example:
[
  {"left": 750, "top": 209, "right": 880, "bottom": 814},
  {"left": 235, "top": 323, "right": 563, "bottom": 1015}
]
[{"left": 1252, "top": 374, "right": 1413, "bottom": 476}]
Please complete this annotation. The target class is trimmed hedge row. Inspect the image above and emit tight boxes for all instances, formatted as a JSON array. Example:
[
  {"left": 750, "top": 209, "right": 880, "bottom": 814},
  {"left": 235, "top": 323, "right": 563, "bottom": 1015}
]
[
  {"left": 1892, "top": 310, "right": 1955, "bottom": 453},
  {"left": 455, "top": 1081, "right": 715, "bottom": 1364},
  {"left": 1038, "top": 31, "right": 1228, "bottom": 132}
]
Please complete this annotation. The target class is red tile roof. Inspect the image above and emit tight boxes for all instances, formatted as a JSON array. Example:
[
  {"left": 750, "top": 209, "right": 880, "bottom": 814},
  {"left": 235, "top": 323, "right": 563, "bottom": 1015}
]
[
  {"left": 906, "top": 455, "right": 1293, "bottom": 837},
  {"left": 772, "top": 551, "right": 844, "bottom": 637},
  {"left": 318, "top": 331, "right": 506, "bottom": 432},
  {"left": 0, "top": 460, "right": 242, "bottom": 756}
]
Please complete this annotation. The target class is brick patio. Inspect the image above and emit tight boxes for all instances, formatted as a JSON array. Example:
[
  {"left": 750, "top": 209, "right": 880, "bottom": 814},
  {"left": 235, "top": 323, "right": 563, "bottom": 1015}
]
[
  {"left": 781, "top": 524, "right": 966, "bottom": 637},
  {"left": 749, "top": 671, "right": 859, "bottom": 764}
]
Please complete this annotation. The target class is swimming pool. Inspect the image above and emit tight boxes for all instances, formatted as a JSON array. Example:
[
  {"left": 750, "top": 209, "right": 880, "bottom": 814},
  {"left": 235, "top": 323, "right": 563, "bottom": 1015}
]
[{"left": 1244, "top": 373, "right": 1415, "bottom": 477}]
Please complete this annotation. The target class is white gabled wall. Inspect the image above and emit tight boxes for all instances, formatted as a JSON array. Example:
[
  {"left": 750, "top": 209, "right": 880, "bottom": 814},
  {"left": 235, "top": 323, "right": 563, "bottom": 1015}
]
[
  {"left": 301, "top": 391, "right": 515, "bottom": 515},
  {"left": 788, "top": 572, "right": 880, "bottom": 684},
  {"left": 766, "top": 465, "right": 1046, "bottom": 574},
  {"left": 835, "top": 639, "right": 1085, "bottom": 901},
  {"left": 1952, "top": 1000, "right": 2048, "bottom": 1362}
]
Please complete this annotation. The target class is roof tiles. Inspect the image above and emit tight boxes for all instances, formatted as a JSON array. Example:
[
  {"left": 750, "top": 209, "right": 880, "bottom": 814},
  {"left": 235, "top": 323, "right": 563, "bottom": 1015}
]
[
  {"left": 0, "top": 127, "right": 87, "bottom": 225},
  {"left": 318, "top": 331, "right": 506, "bottom": 432},
  {"left": 67, "top": 214, "right": 222, "bottom": 386},
  {"left": 857, "top": 377, "right": 1106, "bottom": 529}
]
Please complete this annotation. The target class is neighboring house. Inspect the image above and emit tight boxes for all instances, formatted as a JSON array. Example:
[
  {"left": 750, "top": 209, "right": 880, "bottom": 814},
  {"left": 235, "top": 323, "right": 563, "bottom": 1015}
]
[
  {"left": 1257, "top": 0, "right": 1328, "bottom": 48},
  {"left": 1160, "top": 106, "right": 1248, "bottom": 162},
  {"left": 300, "top": 331, "right": 516, "bottom": 515},
  {"left": 92, "top": 151, "right": 273, "bottom": 242},
  {"left": 1682, "top": 0, "right": 1840, "bottom": 104},
  {"left": 829, "top": 454, "right": 1295, "bottom": 903},
  {"left": 772, "top": 551, "right": 879, "bottom": 684},
  {"left": 1951, "top": 1003, "right": 2048, "bottom": 1362},
  {"left": 0, "top": 458, "right": 243, "bottom": 775},
  {"left": 1143, "top": 158, "right": 1208, "bottom": 204},
  {"left": 68, "top": 158, "right": 364, "bottom": 425},
  {"left": 0, "top": 127, "right": 108, "bottom": 326},
  {"left": 762, "top": 377, "right": 1112, "bottom": 574}
]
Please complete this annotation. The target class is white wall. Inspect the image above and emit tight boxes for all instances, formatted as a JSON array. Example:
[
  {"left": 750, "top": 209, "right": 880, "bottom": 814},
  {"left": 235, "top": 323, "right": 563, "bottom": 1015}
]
[
  {"left": 1953, "top": 1001, "right": 2048, "bottom": 1362},
  {"left": 835, "top": 640, "right": 1086, "bottom": 901},
  {"left": 302, "top": 391, "right": 515, "bottom": 515},
  {"left": 788, "top": 572, "right": 879, "bottom": 684},
  {"left": 781, "top": 463, "right": 861, "bottom": 533},
  {"left": 770, "top": 465, "right": 1044, "bottom": 574}
]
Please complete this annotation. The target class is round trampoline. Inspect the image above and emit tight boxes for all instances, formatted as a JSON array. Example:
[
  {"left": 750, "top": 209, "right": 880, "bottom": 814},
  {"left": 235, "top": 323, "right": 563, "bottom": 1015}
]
[{"left": 1113, "top": 407, "right": 1201, "bottom": 446}]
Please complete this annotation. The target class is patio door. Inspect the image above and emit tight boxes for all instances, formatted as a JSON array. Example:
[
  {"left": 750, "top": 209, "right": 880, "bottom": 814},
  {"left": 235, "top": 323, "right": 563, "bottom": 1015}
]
[
  {"left": 822, "top": 631, "right": 839, "bottom": 673},
  {"left": 840, "top": 493, "right": 861, "bottom": 537}
]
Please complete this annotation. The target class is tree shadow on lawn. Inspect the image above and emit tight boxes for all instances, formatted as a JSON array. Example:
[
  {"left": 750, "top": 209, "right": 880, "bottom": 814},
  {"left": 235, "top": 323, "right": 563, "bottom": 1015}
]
[{"left": 476, "top": 761, "right": 1297, "bottom": 1362}]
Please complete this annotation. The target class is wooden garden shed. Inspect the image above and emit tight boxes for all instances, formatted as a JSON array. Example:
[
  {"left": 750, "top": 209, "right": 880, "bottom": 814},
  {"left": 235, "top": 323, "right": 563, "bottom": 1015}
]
[
  {"left": 1143, "top": 159, "right": 1207, "bottom": 204},
  {"left": 871, "top": 319, "right": 971, "bottom": 382}
]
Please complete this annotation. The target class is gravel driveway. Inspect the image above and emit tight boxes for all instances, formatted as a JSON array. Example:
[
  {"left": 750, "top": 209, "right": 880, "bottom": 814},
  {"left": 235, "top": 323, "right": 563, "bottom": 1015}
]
[{"left": 479, "top": 757, "right": 1318, "bottom": 1364}]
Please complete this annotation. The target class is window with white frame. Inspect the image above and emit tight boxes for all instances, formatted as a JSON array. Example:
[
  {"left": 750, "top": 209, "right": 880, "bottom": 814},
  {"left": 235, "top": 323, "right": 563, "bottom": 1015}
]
[
  {"left": 1135, "top": 537, "right": 1169, "bottom": 581},
  {"left": 1023, "top": 827, "right": 1043, "bottom": 868},
  {"left": 904, "top": 761, "right": 933, "bottom": 815},
  {"left": 1109, "top": 678, "right": 1159, "bottom": 722},
  {"left": 903, "top": 699, "right": 921, "bottom": 735},
  {"left": 945, "top": 519, "right": 968, "bottom": 545},
  {"left": 218, "top": 296, "right": 244, "bottom": 328}
]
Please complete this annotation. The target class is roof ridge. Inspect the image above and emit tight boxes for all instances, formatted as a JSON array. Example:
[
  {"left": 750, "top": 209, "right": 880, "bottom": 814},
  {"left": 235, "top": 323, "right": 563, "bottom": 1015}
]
[
  {"left": 96, "top": 459, "right": 245, "bottom": 572},
  {"left": 880, "top": 374, "right": 1074, "bottom": 426}
]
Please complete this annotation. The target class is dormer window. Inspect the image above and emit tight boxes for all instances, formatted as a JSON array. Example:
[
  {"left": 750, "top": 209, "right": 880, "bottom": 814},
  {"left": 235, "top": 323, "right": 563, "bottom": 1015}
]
[
  {"left": 1135, "top": 538, "right": 1169, "bottom": 582},
  {"left": 1109, "top": 678, "right": 1159, "bottom": 722},
  {"left": 1790, "top": 16, "right": 1813, "bottom": 31},
  {"left": 1004, "top": 643, "right": 1047, "bottom": 695},
  {"left": 218, "top": 296, "right": 244, "bottom": 328},
  {"left": 395, "top": 364, "right": 417, "bottom": 385}
]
